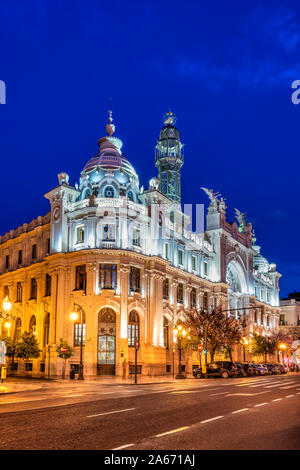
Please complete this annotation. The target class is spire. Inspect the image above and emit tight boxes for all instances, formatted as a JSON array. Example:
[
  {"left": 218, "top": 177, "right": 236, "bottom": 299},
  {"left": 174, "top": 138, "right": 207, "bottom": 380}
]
[
  {"left": 163, "top": 110, "right": 177, "bottom": 126},
  {"left": 105, "top": 108, "right": 115, "bottom": 136}
]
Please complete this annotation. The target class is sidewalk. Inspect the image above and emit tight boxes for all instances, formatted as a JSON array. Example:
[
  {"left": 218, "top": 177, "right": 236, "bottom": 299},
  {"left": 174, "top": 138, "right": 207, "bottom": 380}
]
[{"left": 0, "top": 380, "right": 43, "bottom": 395}]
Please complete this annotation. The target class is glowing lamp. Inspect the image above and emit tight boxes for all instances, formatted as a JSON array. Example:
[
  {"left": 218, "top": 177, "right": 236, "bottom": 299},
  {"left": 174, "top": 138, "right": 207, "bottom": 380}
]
[
  {"left": 70, "top": 312, "right": 78, "bottom": 321},
  {"left": 3, "top": 297, "right": 12, "bottom": 313}
]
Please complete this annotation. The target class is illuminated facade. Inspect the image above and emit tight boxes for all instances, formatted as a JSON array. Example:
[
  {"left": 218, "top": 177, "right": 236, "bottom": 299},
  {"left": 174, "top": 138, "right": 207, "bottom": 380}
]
[{"left": 0, "top": 111, "right": 281, "bottom": 377}]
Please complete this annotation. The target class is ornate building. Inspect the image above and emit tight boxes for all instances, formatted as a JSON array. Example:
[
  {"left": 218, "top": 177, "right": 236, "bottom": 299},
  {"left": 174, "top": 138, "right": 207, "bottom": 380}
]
[{"left": 0, "top": 111, "right": 281, "bottom": 377}]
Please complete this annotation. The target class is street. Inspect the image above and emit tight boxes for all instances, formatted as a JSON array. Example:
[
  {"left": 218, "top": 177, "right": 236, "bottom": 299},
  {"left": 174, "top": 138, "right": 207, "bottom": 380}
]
[{"left": 0, "top": 374, "right": 299, "bottom": 450}]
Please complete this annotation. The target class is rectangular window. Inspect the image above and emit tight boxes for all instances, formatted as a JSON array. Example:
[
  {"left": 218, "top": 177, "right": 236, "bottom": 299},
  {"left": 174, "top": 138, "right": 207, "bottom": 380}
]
[
  {"left": 163, "top": 279, "right": 169, "bottom": 300},
  {"left": 74, "top": 323, "right": 86, "bottom": 346},
  {"left": 32, "top": 244, "right": 37, "bottom": 260},
  {"left": 18, "top": 250, "right": 23, "bottom": 265},
  {"left": 45, "top": 274, "right": 51, "bottom": 297},
  {"left": 99, "top": 264, "right": 117, "bottom": 289},
  {"left": 132, "top": 229, "right": 141, "bottom": 247},
  {"left": 266, "top": 291, "right": 270, "bottom": 303},
  {"left": 75, "top": 265, "right": 87, "bottom": 291},
  {"left": 40, "top": 363, "right": 45, "bottom": 373},
  {"left": 102, "top": 224, "right": 115, "bottom": 241},
  {"left": 177, "top": 283, "right": 184, "bottom": 304},
  {"left": 203, "top": 292, "right": 208, "bottom": 310},
  {"left": 5, "top": 255, "right": 9, "bottom": 270},
  {"left": 76, "top": 226, "right": 85, "bottom": 244},
  {"left": 4, "top": 285, "right": 9, "bottom": 298},
  {"left": 47, "top": 238, "right": 50, "bottom": 254},
  {"left": 30, "top": 278, "right": 37, "bottom": 299},
  {"left": 16, "top": 282, "right": 22, "bottom": 302},
  {"left": 178, "top": 249, "right": 183, "bottom": 266},
  {"left": 204, "top": 261, "right": 208, "bottom": 276},
  {"left": 165, "top": 243, "right": 169, "bottom": 260},
  {"left": 192, "top": 256, "right": 196, "bottom": 271},
  {"left": 191, "top": 287, "right": 197, "bottom": 307},
  {"left": 25, "top": 363, "right": 33, "bottom": 372},
  {"left": 130, "top": 267, "right": 141, "bottom": 293}
]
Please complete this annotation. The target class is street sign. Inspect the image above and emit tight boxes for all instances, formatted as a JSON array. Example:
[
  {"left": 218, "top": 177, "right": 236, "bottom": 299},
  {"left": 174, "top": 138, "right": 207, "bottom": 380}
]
[
  {"left": 198, "top": 345, "right": 204, "bottom": 352},
  {"left": 61, "top": 346, "right": 67, "bottom": 354}
]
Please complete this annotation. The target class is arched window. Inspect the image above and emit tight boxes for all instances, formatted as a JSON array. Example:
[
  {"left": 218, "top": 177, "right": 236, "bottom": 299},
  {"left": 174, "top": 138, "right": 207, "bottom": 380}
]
[
  {"left": 128, "top": 311, "right": 139, "bottom": 347},
  {"left": 163, "top": 317, "right": 169, "bottom": 349},
  {"left": 104, "top": 186, "right": 115, "bottom": 198},
  {"left": 74, "top": 311, "right": 86, "bottom": 347},
  {"left": 43, "top": 313, "right": 50, "bottom": 346},
  {"left": 127, "top": 191, "right": 134, "bottom": 202},
  {"left": 29, "top": 315, "right": 36, "bottom": 335},
  {"left": 14, "top": 318, "right": 22, "bottom": 342}
]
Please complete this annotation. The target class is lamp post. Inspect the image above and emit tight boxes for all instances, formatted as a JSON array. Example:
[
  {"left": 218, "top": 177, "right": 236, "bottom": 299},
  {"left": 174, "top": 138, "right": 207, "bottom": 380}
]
[
  {"left": 279, "top": 343, "right": 287, "bottom": 365},
  {"left": 174, "top": 324, "right": 187, "bottom": 379},
  {"left": 71, "top": 304, "right": 84, "bottom": 380},
  {"left": 240, "top": 337, "right": 249, "bottom": 362},
  {"left": 0, "top": 297, "right": 14, "bottom": 376}
]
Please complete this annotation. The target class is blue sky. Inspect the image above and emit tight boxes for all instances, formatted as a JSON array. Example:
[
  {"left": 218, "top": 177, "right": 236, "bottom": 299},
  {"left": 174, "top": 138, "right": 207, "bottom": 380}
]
[{"left": 0, "top": 0, "right": 299, "bottom": 296}]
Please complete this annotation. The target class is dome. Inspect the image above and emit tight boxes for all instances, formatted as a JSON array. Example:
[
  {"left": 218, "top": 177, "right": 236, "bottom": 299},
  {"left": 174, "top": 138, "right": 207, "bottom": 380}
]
[
  {"left": 79, "top": 110, "right": 140, "bottom": 201},
  {"left": 159, "top": 124, "right": 180, "bottom": 141}
]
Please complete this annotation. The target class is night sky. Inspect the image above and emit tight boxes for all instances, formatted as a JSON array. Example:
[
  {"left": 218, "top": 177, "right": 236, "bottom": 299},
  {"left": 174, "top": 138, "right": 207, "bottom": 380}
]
[{"left": 0, "top": 1, "right": 299, "bottom": 297}]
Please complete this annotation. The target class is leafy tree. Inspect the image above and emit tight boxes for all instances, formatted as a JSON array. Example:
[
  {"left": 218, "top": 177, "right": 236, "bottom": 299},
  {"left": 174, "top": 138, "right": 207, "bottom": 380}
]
[
  {"left": 251, "top": 334, "right": 277, "bottom": 362},
  {"left": 0, "top": 336, "right": 14, "bottom": 357},
  {"left": 185, "top": 309, "right": 238, "bottom": 362},
  {"left": 15, "top": 332, "right": 41, "bottom": 360},
  {"left": 56, "top": 338, "right": 73, "bottom": 379}
]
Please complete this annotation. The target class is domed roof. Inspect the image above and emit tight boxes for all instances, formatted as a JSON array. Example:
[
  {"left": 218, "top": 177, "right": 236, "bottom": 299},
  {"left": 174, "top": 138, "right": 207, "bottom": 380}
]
[
  {"left": 81, "top": 110, "right": 139, "bottom": 185},
  {"left": 158, "top": 111, "right": 180, "bottom": 140}
]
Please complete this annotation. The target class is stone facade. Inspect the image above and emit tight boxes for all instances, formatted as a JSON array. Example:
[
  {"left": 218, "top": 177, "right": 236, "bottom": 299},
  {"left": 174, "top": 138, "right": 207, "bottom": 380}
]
[{"left": 0, "top": 111, "right": 281, "bottom": 377}]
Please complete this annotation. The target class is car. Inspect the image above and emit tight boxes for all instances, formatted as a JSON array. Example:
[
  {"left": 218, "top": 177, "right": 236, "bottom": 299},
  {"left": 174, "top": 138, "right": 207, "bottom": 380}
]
[
  {"left": 252, "top": 363, "right": 268, "bottom": 375},
  {"left": 264, "top": 363, "right": 281, "bottom": 375},
  {"left": 276, "top": 364, "right": 287, "bottom": 374},
  {"left": 240, "top": 362, "right": 257, "bottom": 376},
  {"left": 235, "top": 362, "right": 248, "bottom": 377},
  {"left": 193, "top": 361, "right": 239, "bottom": 379}
]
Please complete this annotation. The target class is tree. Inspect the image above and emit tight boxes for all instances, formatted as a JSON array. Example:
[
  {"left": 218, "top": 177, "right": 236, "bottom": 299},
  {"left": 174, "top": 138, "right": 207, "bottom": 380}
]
[
  {"left": 0, "top": 336, "right": 14, "bottom": 358},
  {"left": 15, "top": 332, "right": 41, "bottom": 360},
  {"left": 220, "top": 316, "right": 243, "bottom": 361},
  {"left": 56, "top": 338, "right": 73, "bottom": 379},
  {"left": 251, "top": 334, "right": 277, "bottom": 362},
  {"left": 185, "top": 309, "right": 240, "bottom": 362}
]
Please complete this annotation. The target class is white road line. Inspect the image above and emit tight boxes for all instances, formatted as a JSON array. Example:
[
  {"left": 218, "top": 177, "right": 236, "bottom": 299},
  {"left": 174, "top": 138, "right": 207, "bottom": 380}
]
[
  {"left": 280, "top": 384, "right": 299, "bottom": 389},
  {"left": 286, "top": 395, "right": 295, "bottom": 398},
  {"left": 254, "top": 402, "right": 267, "bottom": 407},
  {"left": 264, "top": 381, "right": 296, "bottom": 389},
  {"left": 156, "top": 426, "right": 189, "bottom": 437},
  {"left": 200, "top": 416, "right": 223, "bottom": 423},
  {"left": 272, "top": 398, "right": 283, "bottom": 401},
  {"left": 112, "top": 444, "right": 135, "bottom": 450},
  {"left": 86, "top": 407, "right": 136, "bottom": 418},
  {"left": 232, "top": 408, "right": 248, "bottom": 414},
  {"left": 209, "top": 392, "right": 229, "bottom": 396}
]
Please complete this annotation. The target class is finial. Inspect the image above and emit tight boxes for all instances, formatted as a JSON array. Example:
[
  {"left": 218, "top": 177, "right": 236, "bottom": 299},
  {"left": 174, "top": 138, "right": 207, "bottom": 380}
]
[
  {"left": 106, "top": 103, "right": 115, "bottom": 136},
  {"left": 163, "top": 110, "right": 176, "bottom": 126}
]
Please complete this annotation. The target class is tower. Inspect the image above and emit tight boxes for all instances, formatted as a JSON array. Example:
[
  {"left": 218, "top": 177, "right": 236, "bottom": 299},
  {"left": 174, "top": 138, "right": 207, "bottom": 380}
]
[{"left": 155, "top": 111, "right": 184, "bottom": 204}]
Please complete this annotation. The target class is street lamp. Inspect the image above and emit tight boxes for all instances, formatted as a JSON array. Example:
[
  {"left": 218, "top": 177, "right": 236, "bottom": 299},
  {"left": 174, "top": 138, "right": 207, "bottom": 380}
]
[
  {"left": 279, "top": 343, "right": 287, "bottom": 364},
  {"left": 70, "top": 304, "right": 84, "bottom": 380},
  {"left": 174, "top": 324, "right": 187, "bottom": 379},
  {"left": 240, "top": 337, "right": 249, "bottom": 362}
]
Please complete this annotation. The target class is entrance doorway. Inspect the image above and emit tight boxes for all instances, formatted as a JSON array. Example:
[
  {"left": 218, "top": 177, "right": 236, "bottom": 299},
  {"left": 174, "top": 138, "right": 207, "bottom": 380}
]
[{"left": 97, "top": 308, "right": 116, "bottom": 375}]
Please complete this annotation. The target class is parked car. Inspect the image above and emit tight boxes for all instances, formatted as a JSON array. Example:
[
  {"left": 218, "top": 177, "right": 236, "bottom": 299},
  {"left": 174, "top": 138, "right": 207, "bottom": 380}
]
[
  {"left": 276, "top": 364, "right": 287, "bottom": 374},
  {"left": 193, "top": 361, "right": 238, "bottom": 379},
  {"left": 252, "top": 363, "right": 268, "bottom": 375},
  {"left": 240, "top": 362, "right": 257, "bottom": 376},
  {"left": 235, "top": 362, "right": 248, "bottom": 377},
  {"left": 264, "top": 363, "right": 281, "bottom": 375}
]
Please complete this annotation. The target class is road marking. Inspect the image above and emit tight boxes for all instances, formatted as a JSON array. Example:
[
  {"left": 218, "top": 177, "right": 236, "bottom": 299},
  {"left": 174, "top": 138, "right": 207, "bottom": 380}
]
[
  {"left": 255, "top": 402, "right": 267, "bottom": 407},
  {"left": 170, "top": 390, "right": 199, "bottom": 394},
  {"left": 112, "top": 444, "right": 135, "bottom": 450},
  {"left": 232, "top": 408, "right": 248, "bottom": 414},
  {"left": 200, "top": 416, "right": 223, "bottom": 423},
  {"left": 264, "top": 381, "right": 296, "bottom": 389},
  {"left": 87, "top": 408, "right": 136, "bottom": 418},
  {"left": 272, "top": 398, "right": 282, "bottom": 402},
  {"left": 280, "top": 384, "right": 299, "bottom": 389},
  {"left": 286, "top": 395, "right": 295, "bottom": 398},
  {"left": 156, "top": 426, "right": 189, "bottom": 437},
  {"left": 209, "top": 392, "right": 229, "bottom": 396}
]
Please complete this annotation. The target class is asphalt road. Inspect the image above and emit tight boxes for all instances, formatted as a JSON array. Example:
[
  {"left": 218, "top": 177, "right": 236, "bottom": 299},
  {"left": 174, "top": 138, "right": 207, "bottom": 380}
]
[{"left": 0, "top": 374, "right": 299, "bottom": 450}]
